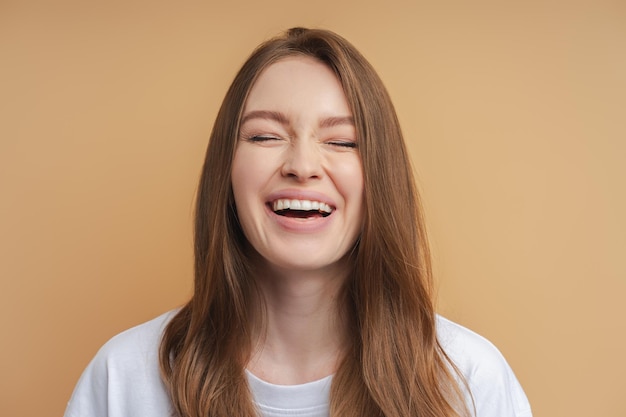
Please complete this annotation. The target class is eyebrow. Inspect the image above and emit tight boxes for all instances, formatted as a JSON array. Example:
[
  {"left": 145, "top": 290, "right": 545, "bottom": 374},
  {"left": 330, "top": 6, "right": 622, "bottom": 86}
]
[
  {"left": 319, "top": 115, "right": 354, "bottom": 128},
  {"left": 240, "top": 110, "right": 354, "bottom": 129},
  {"left": 240, "top": 110, "right": 289, "bottom": 126}
]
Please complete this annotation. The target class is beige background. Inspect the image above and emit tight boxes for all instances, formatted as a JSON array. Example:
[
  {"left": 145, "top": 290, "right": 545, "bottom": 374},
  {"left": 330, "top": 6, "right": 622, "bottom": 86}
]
[{"left": 1, "top": 1, "right": 625, "bottom": 416}]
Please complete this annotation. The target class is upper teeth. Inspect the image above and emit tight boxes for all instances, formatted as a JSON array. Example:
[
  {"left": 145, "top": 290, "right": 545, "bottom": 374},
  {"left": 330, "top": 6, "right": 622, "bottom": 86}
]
[{"left": 272, "top": 199, "right": 332, "bottom": 213}]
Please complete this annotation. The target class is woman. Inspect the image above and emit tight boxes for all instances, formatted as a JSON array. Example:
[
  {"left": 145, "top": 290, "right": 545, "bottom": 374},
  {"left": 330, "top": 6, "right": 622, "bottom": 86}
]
[{"left": 65, "top": 27, "right": 532, "bottom": 417}]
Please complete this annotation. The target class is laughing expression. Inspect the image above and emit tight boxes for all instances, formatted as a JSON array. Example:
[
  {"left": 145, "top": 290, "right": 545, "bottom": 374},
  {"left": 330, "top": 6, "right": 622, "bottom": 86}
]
[{"left": 231, "top": 56, "right": 364, "bottom": 275}]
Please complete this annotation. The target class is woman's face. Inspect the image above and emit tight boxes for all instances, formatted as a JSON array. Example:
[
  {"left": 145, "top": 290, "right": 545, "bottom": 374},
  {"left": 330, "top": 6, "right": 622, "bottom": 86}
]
[{"left": 231, "top": 56, "right": 364, "bottom": 276}]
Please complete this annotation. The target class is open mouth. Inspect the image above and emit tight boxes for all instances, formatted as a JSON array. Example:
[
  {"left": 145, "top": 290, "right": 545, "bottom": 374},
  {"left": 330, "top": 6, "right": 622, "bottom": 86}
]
[{"left": 269, "top": 198, "right": 333, "bottom": 218}]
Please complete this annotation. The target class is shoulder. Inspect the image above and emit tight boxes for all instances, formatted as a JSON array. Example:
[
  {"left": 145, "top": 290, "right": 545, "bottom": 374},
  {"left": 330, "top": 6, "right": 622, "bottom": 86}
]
[
  {"left": 436, "top": 315, "right": 511, "bottom": 376},
  {"left": 64, "top": 310, "right": 178, "bottom": 417},
  {"left": 96, "top": 310, "right": 176, "bottom": 361},
  {"left": 436, "top": 316, "right": 533, "bottom": 417}
]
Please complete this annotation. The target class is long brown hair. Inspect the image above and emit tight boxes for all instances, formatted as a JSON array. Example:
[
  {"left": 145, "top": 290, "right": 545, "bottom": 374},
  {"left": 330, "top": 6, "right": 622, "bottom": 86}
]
[{"left": 160, "top": 27, "right": 471, "bottom": 417}]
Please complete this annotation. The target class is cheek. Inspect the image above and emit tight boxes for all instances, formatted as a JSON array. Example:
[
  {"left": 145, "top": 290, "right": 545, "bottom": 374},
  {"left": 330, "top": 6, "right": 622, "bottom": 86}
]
[
  {"left": 231, "top": 147, "right": 274, "bottom": 214},
  {"left": 230, "top": 161, "right": 258, "bottom": 244},
  {"left": 232, "top": 148, "right": 257, "bottom": 194},
  {"left": 336, "top": 157, "right": 364, "bottom": 203},
  {"left": 231, "top": 150, "right": 255, "bottom": 214},
  {"left": 346, "top": 161, "right": 365, "bottom": 228}
]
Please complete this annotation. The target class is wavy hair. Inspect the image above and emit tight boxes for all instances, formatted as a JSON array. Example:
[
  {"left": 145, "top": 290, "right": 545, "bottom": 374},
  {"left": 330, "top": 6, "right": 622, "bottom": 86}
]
[{"left": 160, "top": 27, "right": 471, "bottom": 417}]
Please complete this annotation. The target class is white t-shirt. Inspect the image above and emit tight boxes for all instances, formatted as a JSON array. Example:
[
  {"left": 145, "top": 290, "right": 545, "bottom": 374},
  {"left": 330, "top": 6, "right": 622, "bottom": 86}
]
[{"left": 64, "top": 311, "right": 532, "bottom": 417}]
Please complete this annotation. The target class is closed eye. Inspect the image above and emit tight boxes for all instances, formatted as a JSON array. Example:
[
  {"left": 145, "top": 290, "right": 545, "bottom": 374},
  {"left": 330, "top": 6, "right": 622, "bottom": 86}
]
[
  {"left": 246, "top": 135, "right": 282, "bottom": 143},
  {"left": 327, "top": 140, "right": 357, "bottom": 149}
]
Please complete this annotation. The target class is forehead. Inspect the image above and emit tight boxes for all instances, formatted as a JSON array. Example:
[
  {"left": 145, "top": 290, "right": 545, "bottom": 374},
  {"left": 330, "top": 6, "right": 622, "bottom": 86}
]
[{"left": 243, "top": 56, "right": 350, "bottom": 115}]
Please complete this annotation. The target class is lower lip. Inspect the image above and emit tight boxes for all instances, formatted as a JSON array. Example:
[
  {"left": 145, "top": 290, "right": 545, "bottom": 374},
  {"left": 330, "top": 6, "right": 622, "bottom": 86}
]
[{"left": 265, "top": 205, "right": 333, "bottom": 233}]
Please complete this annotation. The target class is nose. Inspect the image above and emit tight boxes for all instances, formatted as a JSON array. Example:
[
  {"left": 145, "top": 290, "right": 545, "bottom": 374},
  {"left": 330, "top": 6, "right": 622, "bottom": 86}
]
[{"left": 280, "top": 140, "right": 323, "bottom": 181}]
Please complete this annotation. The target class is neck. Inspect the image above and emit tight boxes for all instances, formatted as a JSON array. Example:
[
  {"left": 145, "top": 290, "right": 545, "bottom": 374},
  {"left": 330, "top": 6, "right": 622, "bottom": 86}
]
[{"left": 248, "top": 262, "right": 350, "bottom": 385}]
